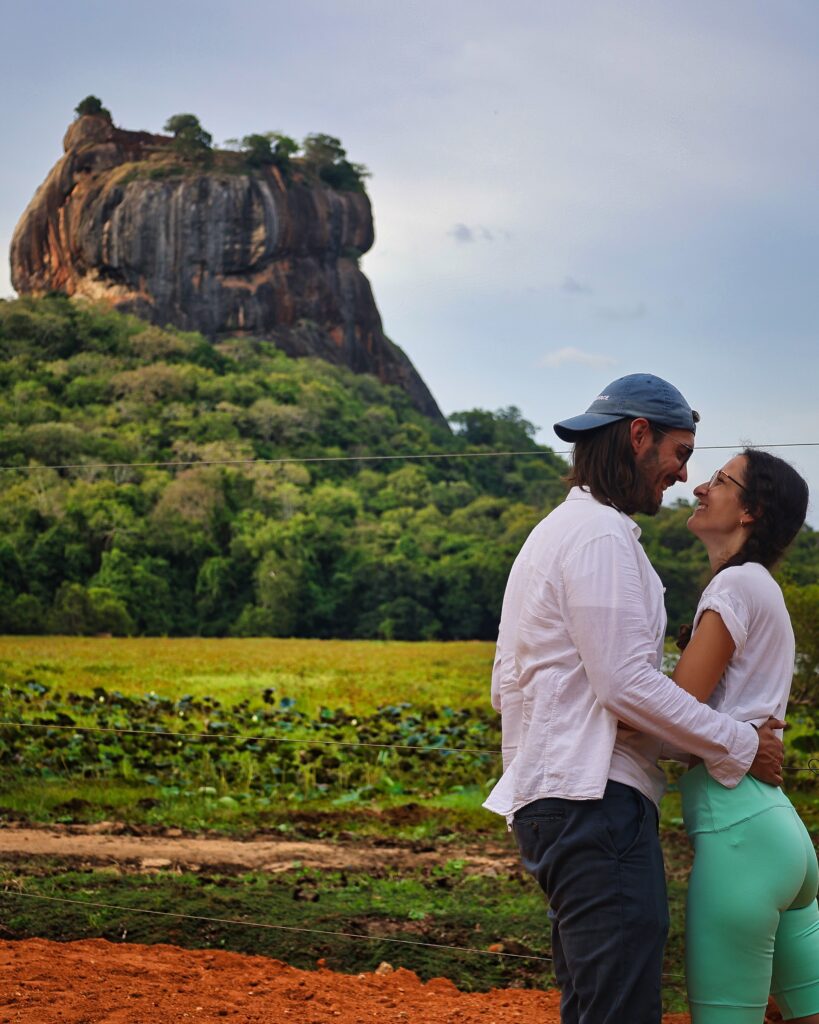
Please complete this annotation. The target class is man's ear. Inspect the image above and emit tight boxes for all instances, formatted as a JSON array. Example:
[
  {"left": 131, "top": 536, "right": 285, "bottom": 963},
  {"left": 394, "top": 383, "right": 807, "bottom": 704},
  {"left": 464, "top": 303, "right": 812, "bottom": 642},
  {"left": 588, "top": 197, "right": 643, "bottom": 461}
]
[{"left": 629, "top": 417, "right": 653, "bottom": 455}]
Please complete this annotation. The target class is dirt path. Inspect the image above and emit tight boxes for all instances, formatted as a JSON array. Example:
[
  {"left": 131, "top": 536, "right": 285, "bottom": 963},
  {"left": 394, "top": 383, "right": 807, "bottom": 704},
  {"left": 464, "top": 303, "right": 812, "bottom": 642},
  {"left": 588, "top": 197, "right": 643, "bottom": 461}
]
[
  {"left": 0, "top": 823, "right": 517, "bottom": 875},
  {"left": 0, "top": 936, "right": 696, "bottom": 1024}
]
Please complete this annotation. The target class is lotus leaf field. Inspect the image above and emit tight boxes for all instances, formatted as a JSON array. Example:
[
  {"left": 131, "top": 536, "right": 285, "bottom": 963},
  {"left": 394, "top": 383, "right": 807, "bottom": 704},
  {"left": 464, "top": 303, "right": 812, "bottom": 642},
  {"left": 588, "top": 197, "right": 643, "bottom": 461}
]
[{"left": 0, "top": 637, "right": 504, "bottom": 833}]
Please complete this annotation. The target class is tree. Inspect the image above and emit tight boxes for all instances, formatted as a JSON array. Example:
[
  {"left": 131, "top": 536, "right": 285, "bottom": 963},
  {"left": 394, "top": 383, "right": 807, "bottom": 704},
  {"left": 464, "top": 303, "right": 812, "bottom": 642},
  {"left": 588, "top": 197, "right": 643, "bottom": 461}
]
[
  {"left": 242, "top": 133, "right": 274, "bottom": 168},
  {"left": 271, "top": 132, "right": 299, "bottom": 168},
  {"left": 783, "top": 583, "right": 819, "bottom": 703},
  {"left": 301, "top": 133, "right": 369, "bottom": 192},
  {"left": 302, "top": 133, "right": 347, "bottom": 167},
  {"left": 163, "top": 113, "right": 213, "bottom": 163},
  {"left": 238, "top": 132, "right": 301, "bottom": 172},
  {"left": 74, "top": 95, "right": 112, "bottom": 120}
]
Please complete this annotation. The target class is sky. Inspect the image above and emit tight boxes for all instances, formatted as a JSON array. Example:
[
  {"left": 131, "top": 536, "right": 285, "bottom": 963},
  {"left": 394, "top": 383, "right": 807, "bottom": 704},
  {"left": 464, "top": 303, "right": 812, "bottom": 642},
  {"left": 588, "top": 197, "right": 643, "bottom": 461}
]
[{"left": 1, "top": 0, "right": 818, "bottom": 523}]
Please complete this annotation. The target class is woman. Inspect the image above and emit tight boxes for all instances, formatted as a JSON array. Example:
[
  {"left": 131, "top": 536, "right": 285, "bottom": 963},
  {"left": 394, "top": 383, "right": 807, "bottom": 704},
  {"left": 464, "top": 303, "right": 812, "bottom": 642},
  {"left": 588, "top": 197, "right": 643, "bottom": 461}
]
[{"left": 671, "top": 448, "right": 819, "bottom": 1023}]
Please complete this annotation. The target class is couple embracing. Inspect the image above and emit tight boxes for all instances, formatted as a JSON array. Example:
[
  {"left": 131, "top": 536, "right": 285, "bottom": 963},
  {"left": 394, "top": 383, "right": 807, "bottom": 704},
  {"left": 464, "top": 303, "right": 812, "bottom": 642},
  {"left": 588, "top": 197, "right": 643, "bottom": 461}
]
[{"left": 484, "top": 374, "right": 818, "bottom": 1024}]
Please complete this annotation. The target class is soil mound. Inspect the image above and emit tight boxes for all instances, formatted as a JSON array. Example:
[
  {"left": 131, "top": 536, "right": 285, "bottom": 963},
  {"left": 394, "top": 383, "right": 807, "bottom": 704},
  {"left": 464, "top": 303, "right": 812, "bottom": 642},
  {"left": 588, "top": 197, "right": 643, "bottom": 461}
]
[{"left": 0, "top": 936, "right": 693, "bottom": 1023}]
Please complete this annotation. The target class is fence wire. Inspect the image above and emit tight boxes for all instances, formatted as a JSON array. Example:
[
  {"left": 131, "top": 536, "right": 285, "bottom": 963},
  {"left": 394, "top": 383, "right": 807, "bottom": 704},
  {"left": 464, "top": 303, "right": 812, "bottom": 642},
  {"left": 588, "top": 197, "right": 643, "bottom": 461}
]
[
  {"left": 1, "top": 440, "right": 817, "bottom": 474},
  {"left": 0, "top": 721, "right": 816, "bottom": 773},
  {"left": 0, "top": 886, "right": 688, "bottom": 982}
]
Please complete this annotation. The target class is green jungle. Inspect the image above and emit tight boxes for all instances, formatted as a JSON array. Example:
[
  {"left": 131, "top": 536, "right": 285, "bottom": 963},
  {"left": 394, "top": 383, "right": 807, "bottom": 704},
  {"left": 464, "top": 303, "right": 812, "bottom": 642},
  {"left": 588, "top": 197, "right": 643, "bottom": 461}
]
[{"left": 1, "top": 295, "right": 816, "bottom": 646}]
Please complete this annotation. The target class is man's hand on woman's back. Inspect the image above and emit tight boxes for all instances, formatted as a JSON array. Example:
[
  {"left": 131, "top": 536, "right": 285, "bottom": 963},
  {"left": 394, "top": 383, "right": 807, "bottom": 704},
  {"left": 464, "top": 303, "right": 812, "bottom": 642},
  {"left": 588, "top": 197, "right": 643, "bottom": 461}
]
[{"left": 748, "top": 717, "right": 787, "bottom": 787}]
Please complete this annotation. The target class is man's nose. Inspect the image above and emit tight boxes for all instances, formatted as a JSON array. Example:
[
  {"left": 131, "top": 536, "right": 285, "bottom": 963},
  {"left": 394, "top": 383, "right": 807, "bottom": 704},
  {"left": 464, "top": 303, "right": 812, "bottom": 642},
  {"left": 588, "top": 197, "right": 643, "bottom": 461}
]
[{"left": 677, "top": 463, "right": 688, "bottom": 483}]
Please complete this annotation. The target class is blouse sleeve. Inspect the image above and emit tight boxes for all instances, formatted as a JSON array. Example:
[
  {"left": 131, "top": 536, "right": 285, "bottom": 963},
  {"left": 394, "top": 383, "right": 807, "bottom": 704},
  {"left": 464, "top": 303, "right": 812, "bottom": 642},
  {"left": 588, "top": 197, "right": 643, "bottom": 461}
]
[{"left": 693, "top": 569, "right": 751, "bottom": 655}]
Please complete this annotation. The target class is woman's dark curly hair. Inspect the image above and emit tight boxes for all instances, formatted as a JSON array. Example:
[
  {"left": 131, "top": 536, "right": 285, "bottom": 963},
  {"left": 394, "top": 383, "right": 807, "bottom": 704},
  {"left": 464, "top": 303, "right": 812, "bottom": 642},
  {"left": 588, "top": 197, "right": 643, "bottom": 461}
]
[{"left": 718, "top": 448, "right": 809, "bottom": 574}]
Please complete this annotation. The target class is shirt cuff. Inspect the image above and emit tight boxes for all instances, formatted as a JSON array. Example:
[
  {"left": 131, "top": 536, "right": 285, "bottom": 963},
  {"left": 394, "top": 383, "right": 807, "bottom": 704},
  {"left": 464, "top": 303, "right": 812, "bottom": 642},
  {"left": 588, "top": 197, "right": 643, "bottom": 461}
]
[{"left": 704, "top": 720, "right": 758, "bottom": 788}]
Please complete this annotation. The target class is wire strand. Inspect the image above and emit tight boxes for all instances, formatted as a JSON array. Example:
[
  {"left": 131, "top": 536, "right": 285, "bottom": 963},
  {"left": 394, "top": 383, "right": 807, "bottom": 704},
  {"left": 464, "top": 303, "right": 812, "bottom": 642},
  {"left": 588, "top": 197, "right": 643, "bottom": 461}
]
[
  {"left": 0, "top": 889, "right": 551, "bottom": 963},
  {"left": 0, "top": 720, "right": 499, "bottom": 755},
  {"left": 0, "top": 887, "right": 688, "bottom": 981},
  {"left": 2, "top": 721, "right": 816, "bottom": 773},
  {"left": 1, "top": 441, "right": 817, "bottom": 473}
]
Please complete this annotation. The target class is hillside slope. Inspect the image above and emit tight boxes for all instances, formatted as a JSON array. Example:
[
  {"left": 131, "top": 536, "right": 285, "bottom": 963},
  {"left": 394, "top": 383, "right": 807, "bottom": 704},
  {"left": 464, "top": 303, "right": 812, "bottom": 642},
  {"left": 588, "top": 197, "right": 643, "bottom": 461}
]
[{"left": 0, "top": 297, "right": 814, "bottom": 641}]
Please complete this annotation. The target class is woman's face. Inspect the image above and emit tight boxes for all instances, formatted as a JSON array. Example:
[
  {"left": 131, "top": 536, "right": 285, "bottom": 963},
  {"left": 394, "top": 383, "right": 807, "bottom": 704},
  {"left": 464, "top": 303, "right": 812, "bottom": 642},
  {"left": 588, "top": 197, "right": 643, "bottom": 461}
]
[{"left": 687, "top": 454, "right": 750, "bottom": 540}]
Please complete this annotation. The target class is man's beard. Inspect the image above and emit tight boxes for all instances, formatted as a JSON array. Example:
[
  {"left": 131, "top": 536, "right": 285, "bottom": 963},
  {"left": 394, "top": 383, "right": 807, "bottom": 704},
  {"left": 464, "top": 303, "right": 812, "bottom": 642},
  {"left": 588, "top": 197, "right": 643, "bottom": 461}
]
[{"left": 633, "top": 445, "right": 664, "bottom": 516}]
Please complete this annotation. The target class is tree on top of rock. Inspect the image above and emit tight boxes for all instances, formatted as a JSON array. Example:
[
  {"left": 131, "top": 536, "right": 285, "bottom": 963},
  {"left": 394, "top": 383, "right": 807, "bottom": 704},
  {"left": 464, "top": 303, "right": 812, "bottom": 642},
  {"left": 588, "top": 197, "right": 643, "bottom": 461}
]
[
  {"left": 164, "top": 113, "right": 213, "bottom": 164},
  {"left": 242, "top": 133, "right": 274, "bottom": 168},
  {"left": 241, "top": 132, "right": 300, "bottom": 174},
  {"left": 301, "top": 133, "right": 370, "bottom": 192},
  {"left": 74, "top": 96, "right": 112, "bottom": 121}
]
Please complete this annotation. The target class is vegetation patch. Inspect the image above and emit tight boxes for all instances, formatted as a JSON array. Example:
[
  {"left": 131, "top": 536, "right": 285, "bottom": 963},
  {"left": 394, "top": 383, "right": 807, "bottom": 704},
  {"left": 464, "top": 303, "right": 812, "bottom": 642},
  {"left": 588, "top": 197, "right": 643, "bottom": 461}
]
[
  {"left": 1, "top": 297, "right": 816, "bottom": 652},
  {"left": 0, "top": 859, "right": 691, "bottom": 1009},
  {"left": 0, "top": 676, "right": 502, "bottom": 832}
]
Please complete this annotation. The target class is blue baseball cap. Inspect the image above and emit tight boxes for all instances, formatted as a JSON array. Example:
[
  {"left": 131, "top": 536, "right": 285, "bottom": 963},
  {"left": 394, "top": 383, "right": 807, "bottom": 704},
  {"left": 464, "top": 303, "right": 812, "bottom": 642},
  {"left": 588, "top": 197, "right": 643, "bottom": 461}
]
[{"left": 554, "top": 373, "right": 699, "bottom": 442}]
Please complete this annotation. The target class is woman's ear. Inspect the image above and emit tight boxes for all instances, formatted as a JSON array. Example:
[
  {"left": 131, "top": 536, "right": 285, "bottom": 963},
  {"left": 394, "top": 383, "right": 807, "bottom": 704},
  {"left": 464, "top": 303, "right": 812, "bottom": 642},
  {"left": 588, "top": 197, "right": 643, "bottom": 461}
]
[{"left": 740, "top": 507, "right": 759, "bottom": 527}]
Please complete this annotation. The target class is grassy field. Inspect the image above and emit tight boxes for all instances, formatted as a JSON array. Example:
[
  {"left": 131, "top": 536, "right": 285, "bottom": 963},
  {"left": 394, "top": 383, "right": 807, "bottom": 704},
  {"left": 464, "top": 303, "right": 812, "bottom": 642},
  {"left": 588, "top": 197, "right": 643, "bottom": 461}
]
[
  {"left": 0, "top": 636, "right": 495, "bottom": 714},
  {"left": 0, "top": 635, "right": 504, "bottom": 837}
]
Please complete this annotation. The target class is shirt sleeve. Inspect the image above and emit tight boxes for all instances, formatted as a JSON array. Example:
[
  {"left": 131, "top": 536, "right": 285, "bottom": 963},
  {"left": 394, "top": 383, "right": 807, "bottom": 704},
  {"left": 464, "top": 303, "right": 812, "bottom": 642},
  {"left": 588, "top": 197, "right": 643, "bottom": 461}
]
[
  {"left": 490, "top": 632, "right": 523, "bottom": 771},
  {"left": 561, "top": 532, "right": 758, "bottom": 787},
  {"left": 694, "top": 571, "right": 750, "bottom": 655}
]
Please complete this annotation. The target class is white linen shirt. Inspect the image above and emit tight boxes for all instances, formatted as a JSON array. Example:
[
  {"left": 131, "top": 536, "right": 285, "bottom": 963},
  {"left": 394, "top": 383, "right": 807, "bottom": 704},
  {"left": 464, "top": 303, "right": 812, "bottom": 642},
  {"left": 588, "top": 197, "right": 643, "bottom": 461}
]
[{"left": 483, "top": 487, "right": 759, "bottom": 820}]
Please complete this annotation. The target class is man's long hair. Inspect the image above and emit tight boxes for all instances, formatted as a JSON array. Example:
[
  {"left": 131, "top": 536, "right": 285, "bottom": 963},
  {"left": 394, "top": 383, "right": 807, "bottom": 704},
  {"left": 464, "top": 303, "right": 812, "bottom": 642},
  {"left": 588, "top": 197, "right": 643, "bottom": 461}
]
[{"left": 565, "top": 419, "right": 662, "bottom": 515}]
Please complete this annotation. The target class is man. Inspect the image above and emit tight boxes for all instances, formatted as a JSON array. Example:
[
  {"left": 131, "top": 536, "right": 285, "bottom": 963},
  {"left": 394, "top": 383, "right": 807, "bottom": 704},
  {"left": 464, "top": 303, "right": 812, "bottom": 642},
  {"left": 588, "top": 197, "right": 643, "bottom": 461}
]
[{"left": 483, "top": 373, "right": 784, "bottom": 1024}]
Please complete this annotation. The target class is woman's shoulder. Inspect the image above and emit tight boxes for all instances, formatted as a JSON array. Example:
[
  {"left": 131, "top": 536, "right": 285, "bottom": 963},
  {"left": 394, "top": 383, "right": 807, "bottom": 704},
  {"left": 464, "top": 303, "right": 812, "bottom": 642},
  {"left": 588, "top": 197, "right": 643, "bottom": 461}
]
[
  {"left": 703, "top": 562, "right": 783, "bottom": 613},
  {"left": 707, "top": 561, "right": 772, "bottom": 589}
]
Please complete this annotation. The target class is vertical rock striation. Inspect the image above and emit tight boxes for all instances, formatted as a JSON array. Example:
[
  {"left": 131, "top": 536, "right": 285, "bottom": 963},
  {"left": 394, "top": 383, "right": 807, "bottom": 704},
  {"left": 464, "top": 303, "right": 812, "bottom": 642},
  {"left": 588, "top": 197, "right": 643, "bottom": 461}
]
[{"left": 10, "top": 116, "right": 444, "bottom": 422}]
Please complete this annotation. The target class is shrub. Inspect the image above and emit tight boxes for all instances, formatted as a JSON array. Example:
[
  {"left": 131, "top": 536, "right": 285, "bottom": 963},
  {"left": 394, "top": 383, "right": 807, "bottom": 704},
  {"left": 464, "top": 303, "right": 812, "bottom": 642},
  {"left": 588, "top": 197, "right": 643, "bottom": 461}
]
[{"left": 74, "top": 95, "right": 112, "bottom": 120}]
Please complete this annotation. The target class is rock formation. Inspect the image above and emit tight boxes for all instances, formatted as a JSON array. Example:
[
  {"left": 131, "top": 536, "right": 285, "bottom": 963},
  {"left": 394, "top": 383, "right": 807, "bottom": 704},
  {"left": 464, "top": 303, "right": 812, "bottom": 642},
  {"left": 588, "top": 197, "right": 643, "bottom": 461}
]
[{"left": 10, "top": 115, "right": 444, "bottom": 422}]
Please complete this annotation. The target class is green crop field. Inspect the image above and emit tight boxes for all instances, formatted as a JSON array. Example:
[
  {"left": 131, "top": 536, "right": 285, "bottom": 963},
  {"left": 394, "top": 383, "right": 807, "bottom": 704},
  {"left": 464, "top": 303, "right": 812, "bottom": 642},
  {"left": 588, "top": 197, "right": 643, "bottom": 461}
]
[
  {"left": 0, "top": 636, "right": 494, "bottom": 713},
  {"left": 0, "top": 635, "right": 503, "bottom": 837}
]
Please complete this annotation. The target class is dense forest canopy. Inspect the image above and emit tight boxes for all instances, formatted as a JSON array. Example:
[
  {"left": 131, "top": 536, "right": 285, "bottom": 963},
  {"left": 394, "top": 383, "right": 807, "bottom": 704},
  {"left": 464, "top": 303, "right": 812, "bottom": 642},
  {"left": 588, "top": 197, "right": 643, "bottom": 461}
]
[{"left": 0, "top": 297, "right": 816, "bottom": 663}]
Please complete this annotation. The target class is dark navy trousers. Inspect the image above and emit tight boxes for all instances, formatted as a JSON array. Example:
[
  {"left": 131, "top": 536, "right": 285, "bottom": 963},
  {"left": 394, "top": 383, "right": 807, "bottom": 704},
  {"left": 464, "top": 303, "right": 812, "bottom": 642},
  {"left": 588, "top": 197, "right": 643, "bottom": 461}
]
[{"left": 512, "top": 781, "right": 668, "bottom": 1024}]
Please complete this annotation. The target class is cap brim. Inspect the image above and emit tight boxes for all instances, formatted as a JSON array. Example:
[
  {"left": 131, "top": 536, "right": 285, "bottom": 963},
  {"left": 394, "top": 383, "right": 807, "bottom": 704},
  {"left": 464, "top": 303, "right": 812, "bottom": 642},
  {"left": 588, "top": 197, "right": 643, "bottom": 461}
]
[{"left": 553, "top": 412, "right": 628, "bottom": 442}]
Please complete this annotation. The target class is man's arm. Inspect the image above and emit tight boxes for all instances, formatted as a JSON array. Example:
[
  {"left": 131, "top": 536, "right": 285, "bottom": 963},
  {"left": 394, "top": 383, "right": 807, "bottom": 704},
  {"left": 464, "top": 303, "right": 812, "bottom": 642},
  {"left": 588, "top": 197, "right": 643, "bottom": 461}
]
[
  {"left": 490, "top": 621, "right": 523, "bottom": 772},
  {"left": 563, "top": 533, "right": 759, "bottom": 786}
]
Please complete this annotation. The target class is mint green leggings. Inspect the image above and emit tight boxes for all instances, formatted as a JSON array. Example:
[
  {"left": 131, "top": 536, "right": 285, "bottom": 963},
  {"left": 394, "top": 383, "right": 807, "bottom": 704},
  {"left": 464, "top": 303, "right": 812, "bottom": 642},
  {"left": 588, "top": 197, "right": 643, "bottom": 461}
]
[{"left": 680, "top": 766, "right": 819, "bottom": 1022}]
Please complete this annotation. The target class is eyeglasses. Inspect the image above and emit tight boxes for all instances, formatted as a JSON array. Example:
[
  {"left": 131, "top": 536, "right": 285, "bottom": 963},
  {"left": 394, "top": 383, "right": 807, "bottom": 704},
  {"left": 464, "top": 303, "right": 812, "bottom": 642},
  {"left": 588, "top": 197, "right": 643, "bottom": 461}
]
[
  {"left": 652, "top": 426, "right": 694, "bottom": 467},
  {"left": 707, "top": 469, "right": 749, "bottom": 495}
]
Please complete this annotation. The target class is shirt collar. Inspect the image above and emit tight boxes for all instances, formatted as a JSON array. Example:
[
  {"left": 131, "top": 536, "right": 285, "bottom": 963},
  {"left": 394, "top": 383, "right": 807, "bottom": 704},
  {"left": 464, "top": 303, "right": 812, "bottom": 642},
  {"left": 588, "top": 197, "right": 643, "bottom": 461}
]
[{"left": 567, "top": 486, "right": 642, "bottom": 538}]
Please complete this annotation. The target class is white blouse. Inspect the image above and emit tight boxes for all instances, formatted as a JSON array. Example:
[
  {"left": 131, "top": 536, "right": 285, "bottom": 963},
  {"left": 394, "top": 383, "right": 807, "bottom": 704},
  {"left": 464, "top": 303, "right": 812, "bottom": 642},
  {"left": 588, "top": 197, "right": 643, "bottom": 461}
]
[{"left": 694, "top": 562, "right": 795, "bottom": 727}]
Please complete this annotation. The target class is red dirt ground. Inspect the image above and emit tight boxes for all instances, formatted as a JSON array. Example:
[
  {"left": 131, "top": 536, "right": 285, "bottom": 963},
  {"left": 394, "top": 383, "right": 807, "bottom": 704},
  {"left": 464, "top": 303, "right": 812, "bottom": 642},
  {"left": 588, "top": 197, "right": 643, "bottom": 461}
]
[{"left": 0, "top": 937, "right": 695, "bottom": 1024}]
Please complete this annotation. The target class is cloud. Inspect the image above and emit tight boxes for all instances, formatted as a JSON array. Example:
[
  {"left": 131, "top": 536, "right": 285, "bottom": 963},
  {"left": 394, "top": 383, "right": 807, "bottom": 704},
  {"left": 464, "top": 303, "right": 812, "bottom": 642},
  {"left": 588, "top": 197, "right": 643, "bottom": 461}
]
[
  {"left": 595, "top": 302, "right": 647, "bottom": 321},
  {"left": 448, "top": 223, "right": 475, "bottom": 243},
  {"left": 562, "top": 275, "right": 593, "bottom": 294},
  {"left": 447, "top": 223, "right": 508, "bottom": 244},
  {"left": 539, "top": 347, "right": 617, "bottom": 369}
]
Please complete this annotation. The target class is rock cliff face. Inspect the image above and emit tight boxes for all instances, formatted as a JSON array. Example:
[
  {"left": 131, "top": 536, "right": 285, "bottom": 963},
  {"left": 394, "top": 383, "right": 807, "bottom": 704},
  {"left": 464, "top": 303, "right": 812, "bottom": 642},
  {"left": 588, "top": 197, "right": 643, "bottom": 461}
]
[{"left": 10, "top": 116, "right": 444, "bottom": 421}]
